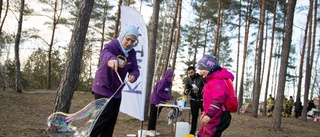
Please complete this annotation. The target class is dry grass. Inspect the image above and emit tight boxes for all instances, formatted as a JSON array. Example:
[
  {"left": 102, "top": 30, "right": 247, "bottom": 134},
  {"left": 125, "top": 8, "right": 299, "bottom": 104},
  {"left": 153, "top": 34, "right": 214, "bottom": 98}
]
[{"left": 1, "top": 90, "right": 320, "bottom": 137}]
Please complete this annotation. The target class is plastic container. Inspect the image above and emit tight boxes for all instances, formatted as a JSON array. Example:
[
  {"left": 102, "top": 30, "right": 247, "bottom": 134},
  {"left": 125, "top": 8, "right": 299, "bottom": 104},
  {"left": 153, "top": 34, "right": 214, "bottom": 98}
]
[
  {"left": 185, "top": 134, "right": 195, "bottom": 137},
  {"left": 175, "top": 122, "right": 190, "bottom": 137},
  {"left": 127, "top": 134, "right": 136, "bottom": 137},
  {"left": 138, "top": 130, "right": 146, "bottom": 137},
  {"left": 176, "top": 98, "right": 186, "bottom": 108}
]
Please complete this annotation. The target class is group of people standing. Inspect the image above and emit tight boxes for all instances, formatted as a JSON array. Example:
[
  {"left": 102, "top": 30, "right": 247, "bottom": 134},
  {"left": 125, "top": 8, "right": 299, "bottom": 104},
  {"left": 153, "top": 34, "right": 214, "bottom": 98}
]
[
  {"left": 267, "top": 95, "right": 317, "bottom": 119},
  {"left": 89, "top": 25, "right": 234, "bottom": 137},
  {"left": 282, "top": 96, "right": 295, "bottom": 117},
  {"left": 268, "top": 95, "right": 297, "bottom": 117},
  {"left": 146, "top": 55, "right": 235, "bottom": 137}
]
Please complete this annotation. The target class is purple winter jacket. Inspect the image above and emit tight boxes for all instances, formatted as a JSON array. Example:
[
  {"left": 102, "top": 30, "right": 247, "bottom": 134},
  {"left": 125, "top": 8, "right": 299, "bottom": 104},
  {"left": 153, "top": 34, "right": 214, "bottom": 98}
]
[
  {"left": 150, "top": 70, "right": 174, "bottom": 105},
  {"left": 92, "top": 39, "right": 140, "bottom": 98}
]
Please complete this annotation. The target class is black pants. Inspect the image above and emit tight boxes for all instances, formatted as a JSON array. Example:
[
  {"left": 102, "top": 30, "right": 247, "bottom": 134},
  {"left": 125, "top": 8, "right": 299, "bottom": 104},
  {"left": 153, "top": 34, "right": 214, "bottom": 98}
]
[
  {"left": 198, "top": 111, "right": 231, "bottom": 137},
  {"left": 90, "top": 93, "right": 121, "bottom": 137},
  {"left": 147, "top": 104, "right": 163, "bottom": 130},
  {"left": 288, "top": 106, "right": 293, "bottom": 116},
  {"left": 213, "top": 111, "right": 231, "bottom": 137},
  {"left": 190, "top": 100, "right": 204, "bottom": 135},
  {"left": 295, "top": 111, "right": 302, "bottom": 118}
]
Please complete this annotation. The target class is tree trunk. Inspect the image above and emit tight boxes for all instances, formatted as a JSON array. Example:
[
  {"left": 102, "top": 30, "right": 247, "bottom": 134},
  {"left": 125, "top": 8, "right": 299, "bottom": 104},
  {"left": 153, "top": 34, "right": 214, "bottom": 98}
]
[
  {"left": 52, "top": 0, "right": 94, "bottom": 113},
  {"left": 0, "top": 0, "right": 2, "bottom": 24},
  {"left": 271, "top": 40, "right": 281, "bottom": 96},
  {"left": 144, "top": 0, "right": 160, "bottom": 120},
  {"left": 235, "top": 0, "right": 242, "bottom": 97},
  {"left": 262, "top": 13, "right": 268, "bottom": 116},
  {"left": 261, "top": 13, "right": 268, "bottom": 87},
  {"left": 161, "top": 0, "right": 179, "bottom": 76},
  {"left": 171, "top": 0, "right": 182, "bottom": 71},
  {"left": 14, "top": 0, "right": 25, "bottom": 93},
  {"left": 192, "top": 0, "right": 204, "bottom": 67},
  {"left": 310, "top": 0, "right": 317, "bottom": 100},
  {"left": 213, "top": 0, "right": 221, "bottom": 57},
  {"left": 47, "top": 0, "right": 60, "bottom": 90},
  {"left": 202, "top": 20, "right": 209, "bottom": 56},
  {"left": 0, "top": 0, "right": 9, "bottom": 37},
  {"left": 272, "top": 0, "right": 296, "bottom": 130},
  {"left": 264, "top": 0, "right": 277, "bottom": 116},
  {"left": 252, "top": 0, "right": 265, "bottom": 118},
  {"left": 312, "top": 49, "right": 320, "bottom": 110},
  {"left": 238, "top": 0, "right": 252, "bottom": 114},
  {"left": 297, "top": 11, "right": 310, "bottom": 102},
  {"left": 113, "top": 0, "right": 122, "bottom": 38},
  {"left": 302, "top": 0, "right": 313, "bottom": 121}
]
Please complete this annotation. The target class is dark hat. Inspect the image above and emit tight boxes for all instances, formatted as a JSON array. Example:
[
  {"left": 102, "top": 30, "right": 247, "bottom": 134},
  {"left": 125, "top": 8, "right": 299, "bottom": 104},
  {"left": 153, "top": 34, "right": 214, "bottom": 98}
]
[{"left": 197, "top": 54, "right": 220, "bottom": 72}]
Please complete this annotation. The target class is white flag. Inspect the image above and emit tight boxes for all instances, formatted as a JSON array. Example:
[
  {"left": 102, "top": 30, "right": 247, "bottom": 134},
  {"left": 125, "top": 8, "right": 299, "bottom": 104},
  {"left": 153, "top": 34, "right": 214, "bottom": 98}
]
[{"left": 119, "top": 6, "right": 148, "bottom": 121}]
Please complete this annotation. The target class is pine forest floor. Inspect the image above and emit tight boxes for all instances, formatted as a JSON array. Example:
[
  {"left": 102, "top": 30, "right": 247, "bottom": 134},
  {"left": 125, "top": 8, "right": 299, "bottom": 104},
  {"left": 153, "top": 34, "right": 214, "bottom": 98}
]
[{"left": 0, "top": 90, "right": 320, "bottom": 137}]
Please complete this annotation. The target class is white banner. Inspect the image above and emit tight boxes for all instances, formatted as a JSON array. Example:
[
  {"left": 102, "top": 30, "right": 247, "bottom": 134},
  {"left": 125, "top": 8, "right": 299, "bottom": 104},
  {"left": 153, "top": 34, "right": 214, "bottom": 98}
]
[{"left": 119, "top": 6, "right": 148, "bottom": 121}]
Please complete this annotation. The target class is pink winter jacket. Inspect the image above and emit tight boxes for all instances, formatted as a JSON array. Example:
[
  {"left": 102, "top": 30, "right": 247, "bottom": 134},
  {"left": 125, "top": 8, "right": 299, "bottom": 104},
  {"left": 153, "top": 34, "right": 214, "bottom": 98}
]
[{"left": 199, "top": 68, "right": 234, "bottom": 137}]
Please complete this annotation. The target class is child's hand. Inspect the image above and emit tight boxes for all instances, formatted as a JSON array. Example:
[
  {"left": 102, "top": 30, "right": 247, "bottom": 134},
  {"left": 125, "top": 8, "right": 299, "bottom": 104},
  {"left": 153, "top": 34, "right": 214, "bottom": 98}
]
[
  {"left": 200, "top": 113, "right": 205, "bottom": 121},
  {"left": 201, "top": 115, "right": 210, "bottom": 124}
]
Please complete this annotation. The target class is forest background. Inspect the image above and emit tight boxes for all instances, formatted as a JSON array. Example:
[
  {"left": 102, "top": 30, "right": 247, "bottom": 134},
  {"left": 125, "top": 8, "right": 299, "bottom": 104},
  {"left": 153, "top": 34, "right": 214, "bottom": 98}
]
[{"left": 0, "top": 0, "right": 319, "bottom": 131}]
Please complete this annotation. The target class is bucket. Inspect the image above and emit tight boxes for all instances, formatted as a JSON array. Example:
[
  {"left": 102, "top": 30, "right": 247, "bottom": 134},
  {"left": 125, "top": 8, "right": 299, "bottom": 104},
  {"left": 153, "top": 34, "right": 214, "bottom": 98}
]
[
  {"left": 176, "top": 98, "right": 186, "bottom": 108},
  {"left": 175, "top": 122, "right": 190, "bottom": 137},
  {"left": 185, "top": 134, "right": 194, "bottom": 137},
  {"left": 127, "top": 134, "right": 136, "bottom": 137},
  {"left": 138, "top": 130, "right": 146, "bottom": 137}
]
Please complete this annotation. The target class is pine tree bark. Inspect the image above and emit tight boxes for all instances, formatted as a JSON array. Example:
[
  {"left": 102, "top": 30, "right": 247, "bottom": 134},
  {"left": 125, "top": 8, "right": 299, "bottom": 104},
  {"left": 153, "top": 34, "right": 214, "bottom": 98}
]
[
  {"left": 192, "top": 0, "right": 204, "bottom": 67},
  {"left": 309, "top": 0, "right": 317, "bottom": 100},
  {"left": 235, "top": 0, "right": 242, "bottom": 98},
  {"left": 0, "top": 0, "right": 10, "bottom": 37},
  {"left": 213, "top": 0, "right": 221, "bottom": 57},
  {"left": 171, "top": 0, "right": 182, "bottom": 71},
  {"left": 52, "top": 0, "right": 94, "bottom": 113},
  {"left": 272, "top": 0, "right": 296, "bottom": 130},
  {"left": 263, "top": 0, "right": 277, "bottom": 116},
  {"left": 14, "top": 0, "right": 25, "bottom": 93},
  {"left": 47, "top": 0, "right": 61, "bottom": 90},
  {"left": 252, "top": 0, "right": 265, "bottom": 118},
  {"left": 238, "top": 0, "right": 252, "bottom": 114},
  {"left": 302, "top": 0, "right": 314, "bottom": 121},
  {"left": 161, "top": 0, "right": 179, "bottom": 76},
  {"left": 113, "top": 0, "right": 122, "bottom": 38},
  {"left": 144, "top": 0, "right": 160, "bottom": 120},
  {"left": 297, "top": 11, "right": 310, "bottom": 103}
]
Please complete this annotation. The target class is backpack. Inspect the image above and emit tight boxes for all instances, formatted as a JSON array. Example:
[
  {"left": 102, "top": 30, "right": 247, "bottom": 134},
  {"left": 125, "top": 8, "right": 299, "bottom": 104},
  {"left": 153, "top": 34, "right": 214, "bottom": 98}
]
[{"left": 223, "top": 79, "right": 239, "bottom": 113}]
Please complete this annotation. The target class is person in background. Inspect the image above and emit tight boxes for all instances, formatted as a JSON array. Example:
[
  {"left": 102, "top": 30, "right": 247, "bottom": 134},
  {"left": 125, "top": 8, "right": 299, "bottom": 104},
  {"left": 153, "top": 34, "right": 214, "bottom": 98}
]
[
  {"left": 90, "top": 25, "right": 140, "bottom": 137},
  {"left": 267, "top": 95, "right": 275, "bottom": 117},
  {"left": 282, "top": 97, "right": 289, "bottom": 117},
  {"left": 307, "top": 100, "right": 317, "bottom": 117},
  {"left": 184, "top": 66, "right": 204, "bottom": 135},
  {"left": 294, "top": 98, "right": 303, "bottom": 118},
  {"left": 146, "top": 70, "right": 175, "bottom": 136},
  {"left": 196, "top": 55, "right": 234, "bottom": 137},
  {"left": 307, "top": 100, "right": 316, "bottom": 112},
  {"left": 288, "top": 96, "right": 294, "bottom": 117}
]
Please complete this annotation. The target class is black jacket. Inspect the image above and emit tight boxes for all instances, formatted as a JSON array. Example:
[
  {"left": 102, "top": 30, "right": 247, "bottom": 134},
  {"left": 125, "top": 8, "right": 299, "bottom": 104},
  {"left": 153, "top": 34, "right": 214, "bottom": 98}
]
[
  {"left": 184, "top": 73, "right": 204, "bottom": 101},
  {"left": 294, "top": 100, "right": 303, "bottom": 111}
]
